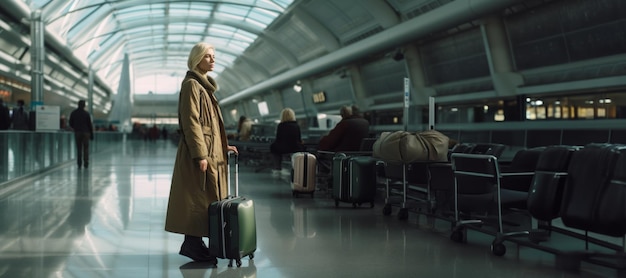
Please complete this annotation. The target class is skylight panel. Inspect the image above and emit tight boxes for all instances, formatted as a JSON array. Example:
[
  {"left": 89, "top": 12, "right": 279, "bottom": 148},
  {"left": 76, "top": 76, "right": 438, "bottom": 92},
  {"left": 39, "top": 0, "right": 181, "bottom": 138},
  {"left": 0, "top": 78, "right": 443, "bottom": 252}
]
[
  {"left": 254, "top": 0, "right": 292, "bottom": 11},
  {"left": 181, "top": 3, "right": 214, "bottom": 17},
  {"left": 24, "top": 0, "right": 296, "bottom": 96},
  {"left": 220, "top": 4, "right": 250, "bottom": 15},
  {"left": 134, "top": 25, "right": 161, "bottom": 34},
  {"left": 116, "top": 6, "right": 156, "bottom": 21},
  {"left": 180, "top": 35, "right": 205, "bottom": 44},
  {"left": 231, "top": 31, "right": 256, "bottom": 44},
  {"left": 250, "top": 7, "right": 279, "bottom": 24},
  {"left": 209, "top": 25, "right": 256, "bottom": 41},
  {"left": 168, "top": 23, "right": 206, "bottom": 34},
  {"left": 30, "top": 0, "right": 52, "bottom": 8}
]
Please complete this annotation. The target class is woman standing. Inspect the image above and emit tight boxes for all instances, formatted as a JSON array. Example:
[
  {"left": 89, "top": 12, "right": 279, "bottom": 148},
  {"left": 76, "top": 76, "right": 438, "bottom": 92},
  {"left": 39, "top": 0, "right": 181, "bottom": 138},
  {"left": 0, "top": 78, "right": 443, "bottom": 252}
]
[{"left": 165, "top": 42, "right": 238, "bottom": 264}]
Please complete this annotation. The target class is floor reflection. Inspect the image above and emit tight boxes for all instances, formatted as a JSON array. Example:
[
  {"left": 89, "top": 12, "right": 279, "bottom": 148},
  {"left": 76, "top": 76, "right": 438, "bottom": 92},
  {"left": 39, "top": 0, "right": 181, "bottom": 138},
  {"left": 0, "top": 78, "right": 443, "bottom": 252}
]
[
  {"left": 0, "top": 140, "right": 618, "bottom": 278},
  {"left": 179, "top": 260, "right": 257, "bottom": 278}
]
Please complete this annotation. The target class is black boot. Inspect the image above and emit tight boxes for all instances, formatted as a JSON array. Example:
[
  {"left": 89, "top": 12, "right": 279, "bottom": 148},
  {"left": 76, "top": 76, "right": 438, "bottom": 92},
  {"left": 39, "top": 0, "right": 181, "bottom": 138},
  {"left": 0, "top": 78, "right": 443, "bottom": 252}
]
[{"left": 179, "top": 235, "right": 217, "bottom": 264}]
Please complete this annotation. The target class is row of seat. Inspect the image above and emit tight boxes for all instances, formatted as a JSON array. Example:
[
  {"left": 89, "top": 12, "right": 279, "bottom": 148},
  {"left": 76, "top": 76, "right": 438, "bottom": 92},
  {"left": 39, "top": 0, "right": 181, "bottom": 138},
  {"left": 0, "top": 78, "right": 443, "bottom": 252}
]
[
  {"left": 374, "top": 142, "right": 626, "bottom": 272},
  {"left": 449, "top": 143, "right": 626, "bottom": 272}
]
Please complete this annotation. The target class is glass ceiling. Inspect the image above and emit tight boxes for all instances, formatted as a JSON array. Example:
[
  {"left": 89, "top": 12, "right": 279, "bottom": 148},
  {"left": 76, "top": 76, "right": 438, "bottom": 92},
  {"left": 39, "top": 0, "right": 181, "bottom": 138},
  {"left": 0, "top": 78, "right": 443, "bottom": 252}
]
[{"left": 23, "top": 0, "right": 294, "bottom": 94}]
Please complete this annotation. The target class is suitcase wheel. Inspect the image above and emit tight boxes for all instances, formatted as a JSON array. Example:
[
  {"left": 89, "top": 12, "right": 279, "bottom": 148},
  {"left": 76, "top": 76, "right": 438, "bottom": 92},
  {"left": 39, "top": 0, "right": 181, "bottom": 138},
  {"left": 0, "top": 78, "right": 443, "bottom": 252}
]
[
  {"left": 491, "top": 242, "right": 506, "bottom": 256},
  {"left": 228, "top": 259, "right": 243, "bottom": 268}
]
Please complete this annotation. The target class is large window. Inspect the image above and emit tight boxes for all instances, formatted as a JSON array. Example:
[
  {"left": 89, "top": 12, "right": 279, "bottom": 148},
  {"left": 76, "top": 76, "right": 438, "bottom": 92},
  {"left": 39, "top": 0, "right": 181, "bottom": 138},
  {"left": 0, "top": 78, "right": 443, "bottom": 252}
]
[
  {"left": 506, "top": 0, "right": 626, "bottom": 71},
  {"left": 525, "top": 92, "right": 624, "bottom": 120},
  {"left": 436, "top": 91, "right": 626, "bottom": 124}
]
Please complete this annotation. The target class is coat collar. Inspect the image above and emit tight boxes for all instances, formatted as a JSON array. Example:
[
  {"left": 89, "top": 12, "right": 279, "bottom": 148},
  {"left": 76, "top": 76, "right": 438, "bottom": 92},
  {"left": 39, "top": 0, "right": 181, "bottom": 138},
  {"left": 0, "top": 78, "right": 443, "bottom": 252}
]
[{"left": 186, "top": 70, "right": 217, "bottom": 93}]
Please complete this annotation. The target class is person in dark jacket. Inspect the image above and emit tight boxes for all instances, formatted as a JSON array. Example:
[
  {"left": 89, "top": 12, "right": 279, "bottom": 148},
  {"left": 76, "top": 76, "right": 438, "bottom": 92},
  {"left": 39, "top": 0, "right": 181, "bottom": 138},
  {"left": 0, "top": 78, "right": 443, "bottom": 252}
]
[
  {"left": 270, "top": 108, "right": 305, "bottom": 175},
  {"left": 11, "top": 99, "right": 29, "bottom": 130},
  {"left": 318, "top": 105, "right": 370, "bottom": 152},
  {"left": 69, "top": 100, "right": 94, "bottom": 169},
  {"left": 0, "top": 99, "right": 10, "bottom": 130}
]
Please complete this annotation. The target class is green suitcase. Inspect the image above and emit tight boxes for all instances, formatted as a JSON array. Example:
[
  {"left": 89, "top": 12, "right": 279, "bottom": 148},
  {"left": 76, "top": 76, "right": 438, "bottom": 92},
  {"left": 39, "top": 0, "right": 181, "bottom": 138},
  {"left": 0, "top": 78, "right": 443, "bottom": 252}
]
[
  {"left": 208, "top": 153, "right": 257, "bottom": 267},
  {"left": 332, "top": 154, "right": 377, "bottom": 208}
]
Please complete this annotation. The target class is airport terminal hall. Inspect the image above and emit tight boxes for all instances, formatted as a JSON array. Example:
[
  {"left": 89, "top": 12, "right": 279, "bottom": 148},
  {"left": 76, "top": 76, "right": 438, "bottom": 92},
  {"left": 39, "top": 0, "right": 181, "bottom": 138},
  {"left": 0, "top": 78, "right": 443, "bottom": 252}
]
[{"left": 2, "top": 0, "right": 626, "bottom": 277}]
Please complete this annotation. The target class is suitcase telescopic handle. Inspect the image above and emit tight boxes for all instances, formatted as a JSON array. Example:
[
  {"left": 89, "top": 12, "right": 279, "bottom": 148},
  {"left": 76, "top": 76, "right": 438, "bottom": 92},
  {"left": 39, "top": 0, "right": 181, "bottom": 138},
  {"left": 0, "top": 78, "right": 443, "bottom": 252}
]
[{"left": 227, "top": 151, "right": 239, "bottom": 197}]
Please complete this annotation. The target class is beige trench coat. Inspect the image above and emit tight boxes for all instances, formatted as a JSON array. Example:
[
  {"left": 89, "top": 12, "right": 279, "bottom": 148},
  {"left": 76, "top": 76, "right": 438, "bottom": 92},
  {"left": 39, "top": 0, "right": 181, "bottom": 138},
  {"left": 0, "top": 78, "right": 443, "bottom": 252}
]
[{"left": 165, "top": 71, "right": 229, "bottom": 237}]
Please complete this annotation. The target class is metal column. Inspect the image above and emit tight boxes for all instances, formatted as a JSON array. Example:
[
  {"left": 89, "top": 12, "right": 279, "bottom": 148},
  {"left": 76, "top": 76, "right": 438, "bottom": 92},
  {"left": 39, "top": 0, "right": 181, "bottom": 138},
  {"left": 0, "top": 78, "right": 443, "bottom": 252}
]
[{"left": 30, "top": 10, "right": 45, "bottom": 105}]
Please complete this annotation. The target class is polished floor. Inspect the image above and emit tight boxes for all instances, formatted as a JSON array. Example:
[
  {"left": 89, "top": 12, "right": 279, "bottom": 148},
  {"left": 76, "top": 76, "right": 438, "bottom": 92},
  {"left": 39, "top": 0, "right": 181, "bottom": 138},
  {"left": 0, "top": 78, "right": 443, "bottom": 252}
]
[{"left": 0, "top": 139, "right": 620, "bottom": 278}]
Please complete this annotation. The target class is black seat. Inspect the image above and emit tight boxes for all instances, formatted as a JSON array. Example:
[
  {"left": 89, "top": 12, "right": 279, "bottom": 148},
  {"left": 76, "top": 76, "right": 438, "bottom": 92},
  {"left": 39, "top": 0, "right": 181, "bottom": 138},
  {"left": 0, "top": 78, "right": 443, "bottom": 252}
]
[
  {"left": 469, "top": 143, "right": 506, "bottom": 157},
  {"left": 554, "top": 143, "right": 626, "bottom": 270},
  {"left": 449, "top": 152, "right": 534, "bottom": 256},
  {"left": 561, "top": 144, "right": 626, "bottom": 236},
  {"left": 498, "top": 147, "right": 545, "bottom": 208},
  {"left": 428, "top": 143, "right": 508, "bottom": 214},
  {"left": 595, "top": 146, "right": 626, "bottom": 236},
  {"left": 527, "top": 145, "right": 578, "bottom": 222}
]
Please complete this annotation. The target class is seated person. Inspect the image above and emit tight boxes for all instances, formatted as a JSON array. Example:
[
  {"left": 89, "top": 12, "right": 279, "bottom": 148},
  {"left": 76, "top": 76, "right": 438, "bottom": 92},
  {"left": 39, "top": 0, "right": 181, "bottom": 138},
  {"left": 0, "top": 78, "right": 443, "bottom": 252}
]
[
  {"left": 318, "top": 105, "right": 370, "bottom": 152},
  {"left": 317, "top": 105, "right": 370, "bottom": 185},
  {"left": 269, "top": 108, "right": 305, "bottom": 175},
  {"left": 237, "top": 116, "right": 253, "bottom": 141}
]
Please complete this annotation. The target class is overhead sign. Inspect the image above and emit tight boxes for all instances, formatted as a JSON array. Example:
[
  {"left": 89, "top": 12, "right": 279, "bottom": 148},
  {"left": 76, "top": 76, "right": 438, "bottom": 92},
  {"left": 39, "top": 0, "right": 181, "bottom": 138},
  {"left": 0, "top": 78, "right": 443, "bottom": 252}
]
[{"left": 312, "top": 91, "right": 326, "bottom": 103}]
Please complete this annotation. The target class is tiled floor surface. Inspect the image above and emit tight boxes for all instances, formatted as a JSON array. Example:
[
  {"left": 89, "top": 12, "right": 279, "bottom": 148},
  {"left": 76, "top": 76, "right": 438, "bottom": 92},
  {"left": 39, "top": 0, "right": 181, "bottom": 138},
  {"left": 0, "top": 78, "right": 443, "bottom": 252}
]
[{"left": 0, "top": 140, "right": 620, "bottom": 277}]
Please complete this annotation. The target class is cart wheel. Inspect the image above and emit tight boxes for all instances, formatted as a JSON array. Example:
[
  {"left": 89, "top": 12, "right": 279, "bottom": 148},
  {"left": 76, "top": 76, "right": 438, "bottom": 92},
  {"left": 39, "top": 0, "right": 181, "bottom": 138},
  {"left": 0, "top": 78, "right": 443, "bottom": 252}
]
[
  {"left": 398, "top": 208, "right": 409, "bottom": 220},
  {"left": 335, "top": 199, "right": 339, "bottom": 207},
  {"left": 236, "top": 259, "right": 242, "bottom": 267},
  {"left": 370, "top": 202, "right": 375, "bottom": 208},
  {"left": 491, "top": 243, "right": 506, "bottom": 256},
  {"left": 249, "top": 253, "right": 255, "bottom": 260},
  {"left": 352, "top": 202, "right": 357, "bottom": 208},
  {"left": 228, "top": 259, "right": 233, "bottom": 267},
  {"left": 450, "top": 229, "right": 465, "bottom": 243},
  {"left": 382, "top": 204, "right": 392, "bottom": 215}
]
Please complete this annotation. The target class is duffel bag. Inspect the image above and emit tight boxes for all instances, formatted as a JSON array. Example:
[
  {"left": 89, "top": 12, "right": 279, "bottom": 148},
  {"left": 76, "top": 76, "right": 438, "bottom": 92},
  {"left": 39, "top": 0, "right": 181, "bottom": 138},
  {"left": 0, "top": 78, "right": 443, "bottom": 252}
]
[{"left": 372, "top": 130, "right": 449, "bottom": 163}]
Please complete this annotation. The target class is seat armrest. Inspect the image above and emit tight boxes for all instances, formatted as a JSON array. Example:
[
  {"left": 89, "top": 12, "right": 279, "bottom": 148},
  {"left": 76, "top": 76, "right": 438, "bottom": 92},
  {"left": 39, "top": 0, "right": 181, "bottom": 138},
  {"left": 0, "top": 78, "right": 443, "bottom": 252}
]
[{"left": 501, "top": 171, "right": 535, "bottom": 177}]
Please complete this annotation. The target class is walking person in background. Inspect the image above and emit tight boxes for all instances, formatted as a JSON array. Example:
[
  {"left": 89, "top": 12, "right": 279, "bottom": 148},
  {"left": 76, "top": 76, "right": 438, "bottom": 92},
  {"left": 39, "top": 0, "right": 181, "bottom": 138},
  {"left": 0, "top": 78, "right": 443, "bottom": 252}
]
[
  {"left": 11, "top": 99, "right": 29, "bottom": 130},
  {"left": 0, "top": 99, "right": 10, "bottom": 130},
  {"left": 69, "top": 100, "right": 94, "bottom": 169},
  {"left": 164, "top": 42, "right": 238, "bottom": 264}
]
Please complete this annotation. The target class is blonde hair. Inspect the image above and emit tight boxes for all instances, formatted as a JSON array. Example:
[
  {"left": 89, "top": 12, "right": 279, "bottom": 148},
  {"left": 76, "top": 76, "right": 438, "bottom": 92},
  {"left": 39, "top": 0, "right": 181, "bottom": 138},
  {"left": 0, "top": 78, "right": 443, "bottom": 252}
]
[
  {"left": 187, "top": 42, "right": 215, "bottom": 71},
  {"left": 280, "top": 108, "right": 296, "bottom": 122}
]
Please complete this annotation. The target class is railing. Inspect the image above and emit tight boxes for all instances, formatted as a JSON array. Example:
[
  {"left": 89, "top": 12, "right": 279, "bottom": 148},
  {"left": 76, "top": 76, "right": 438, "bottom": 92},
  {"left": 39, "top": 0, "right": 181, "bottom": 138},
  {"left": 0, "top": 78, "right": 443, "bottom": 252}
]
[{"left": 0, "top": 130, "right": 124, "bottom": 188}]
